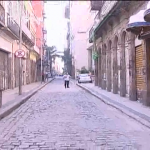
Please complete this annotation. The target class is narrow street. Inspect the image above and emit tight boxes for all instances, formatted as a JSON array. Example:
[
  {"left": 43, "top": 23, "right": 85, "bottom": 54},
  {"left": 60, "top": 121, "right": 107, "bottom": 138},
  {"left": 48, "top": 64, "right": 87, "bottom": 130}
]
[{"left": 0, "top": 78, "right": 150, "bottom": 150}]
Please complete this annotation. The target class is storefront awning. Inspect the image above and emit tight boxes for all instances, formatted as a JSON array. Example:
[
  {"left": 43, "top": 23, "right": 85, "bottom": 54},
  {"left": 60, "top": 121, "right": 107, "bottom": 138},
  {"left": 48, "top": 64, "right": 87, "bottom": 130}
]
[
  {"left": 127, "top": 10, "right": 150, "bottom": 34},
  {"left": 144, "top": 1, "right": 150, "bottom": 22},
  {"left": 127, "top": 2, "right": 150, "bottom": 34}
]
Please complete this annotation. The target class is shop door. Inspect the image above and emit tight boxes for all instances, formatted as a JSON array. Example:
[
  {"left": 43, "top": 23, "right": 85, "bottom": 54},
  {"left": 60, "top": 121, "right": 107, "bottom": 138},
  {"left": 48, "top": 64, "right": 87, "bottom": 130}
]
[
  {"left": 0, "top": 50, "right": 8, "bottom": 90},
  {"left": 135, "top": 45, "right": 145, "bottom": 100}
]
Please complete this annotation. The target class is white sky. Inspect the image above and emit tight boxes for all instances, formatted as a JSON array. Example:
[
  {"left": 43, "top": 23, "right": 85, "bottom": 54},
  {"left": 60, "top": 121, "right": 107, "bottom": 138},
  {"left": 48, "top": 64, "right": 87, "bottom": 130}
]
[{"left": 44, "top": 1, "right": 68, "bottom": 52}]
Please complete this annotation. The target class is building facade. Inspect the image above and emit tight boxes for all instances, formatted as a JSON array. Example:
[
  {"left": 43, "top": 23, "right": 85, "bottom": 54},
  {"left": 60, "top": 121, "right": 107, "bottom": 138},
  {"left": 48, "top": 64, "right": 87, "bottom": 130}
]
[
  {"left": 70, "top": 1, "right": 97, "bottom": 77},
  {"left": 90, "top": 1, "right": 150, "bottom": 106},
  {"left": 0, "top": 1, "right": 44, "bottom": 91},
  {"left": 32, "top": 1, "right": 47, "bottom": 81}
]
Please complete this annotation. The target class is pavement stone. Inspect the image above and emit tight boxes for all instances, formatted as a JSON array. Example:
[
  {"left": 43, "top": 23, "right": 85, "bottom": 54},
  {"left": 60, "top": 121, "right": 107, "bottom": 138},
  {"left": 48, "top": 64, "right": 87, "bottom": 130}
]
[
  {"left": 77, "top": 83, "right": 150, "bottom": 129},
  {"left": 0, "top": 78, "right": 150, "bottom": 149},
  {"left": 0, "top": 78, "right": 54, "bottom": 122}
]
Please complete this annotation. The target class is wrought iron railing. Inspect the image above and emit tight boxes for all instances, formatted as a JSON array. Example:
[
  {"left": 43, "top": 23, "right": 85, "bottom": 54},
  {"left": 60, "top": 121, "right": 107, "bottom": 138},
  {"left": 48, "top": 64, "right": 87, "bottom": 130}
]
[
  {"left": 91, "top": 1, "right": 104, "bottom": 11},
  {"left": 89, "top": 1, "right": 118, "bottom": 42},
  {"left": 100, "top": 1, "right": 118, "bottom": 21},
  {"left": 0, "top": 3, "right": 5, "bottom": 26},
  {"left": 42, "top": 28, "right": 47, "bottom": 34},
  {"left": 31, "top": 33, "right": 36, "bottom": 44}
]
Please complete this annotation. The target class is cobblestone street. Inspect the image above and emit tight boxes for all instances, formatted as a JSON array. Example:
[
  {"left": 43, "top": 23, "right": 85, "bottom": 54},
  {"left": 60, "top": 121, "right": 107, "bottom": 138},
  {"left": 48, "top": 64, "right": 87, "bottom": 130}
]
[{"left": 0, "top": 78, "right": 150, "bottom": 150}]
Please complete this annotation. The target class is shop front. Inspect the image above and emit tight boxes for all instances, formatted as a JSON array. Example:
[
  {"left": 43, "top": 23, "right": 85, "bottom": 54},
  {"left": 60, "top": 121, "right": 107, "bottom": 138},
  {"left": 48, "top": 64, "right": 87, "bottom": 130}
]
[
  {"left": 0, "top": 34, "right": 13, "bottom": 90},
  {"left": 126, "top": 1, "right": 150, "bottom": 105},
  {"left": 91, "top": 1, "right": 149, "bottom": 103},
  {"left": 29, "top": 51, "right": 38, "bottom": 83}
]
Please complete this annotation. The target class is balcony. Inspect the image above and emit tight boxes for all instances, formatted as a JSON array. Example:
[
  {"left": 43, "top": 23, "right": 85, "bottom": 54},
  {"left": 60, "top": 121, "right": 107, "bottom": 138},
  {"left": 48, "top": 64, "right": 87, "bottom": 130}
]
[
  {"left": 22, "top": 23, "right": 36, "bottom": 47},
  {"left": 22, "top": 23, "right": 32, "bottom": 39},
  {"left": 42, "top": 12, "right": 46, "bottom": 17},
  {"left": 90, "top": 1, "right": 104, "bottom": 11},
  {"left": 89, "top": 1, "right": 119, "bottom": 42},
  {"left": 31, "top": 33, "right": 35, "bottom": 45},
  {"left": 7, "top": 13, "right": 19, "bottom": 38},
  {"left": 34, "top": 45, "right": 40, "bottom": 54},
  {"left": 66, "top": 32, "right": 70, "bottom": 40},
  {"left": 65, "top": 5, "right": 70, "bottom": 19},
  {"left": 43, "top": 16, "right": 46, "bottom": 19},
  {"left": 42, "top": 28, "right": 47, "bottom": 34},
  {"left": 89, "top": 26, "right": 95, "bottom": 43},
  {"left": 0, "top": 4, "right": 5, "bottom": 27},
  {"left": 100, "top": 1, "right": 118, "bottom": 21},
  {"left": 89, "top": 12, "right": 100, "bottom": 43}
]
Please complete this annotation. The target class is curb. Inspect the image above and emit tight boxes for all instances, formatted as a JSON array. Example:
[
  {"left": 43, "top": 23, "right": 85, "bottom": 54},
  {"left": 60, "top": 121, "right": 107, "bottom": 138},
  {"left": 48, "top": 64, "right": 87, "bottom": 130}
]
[
  {"left": 77, "top": 83, "right": 150, "bottom": 129},
  {"left": 0, "top": 78, "right": 55, "bottom": 121}
]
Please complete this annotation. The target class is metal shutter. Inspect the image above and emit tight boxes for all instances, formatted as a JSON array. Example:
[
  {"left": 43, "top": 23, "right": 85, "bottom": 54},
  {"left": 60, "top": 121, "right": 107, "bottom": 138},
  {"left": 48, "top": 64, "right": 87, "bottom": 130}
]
[
  {"left": 0, "top": 50, "right": 8, "bottom": 90},
  {"left": 135, "top": 44, "right": 145, "bottom": 100}
]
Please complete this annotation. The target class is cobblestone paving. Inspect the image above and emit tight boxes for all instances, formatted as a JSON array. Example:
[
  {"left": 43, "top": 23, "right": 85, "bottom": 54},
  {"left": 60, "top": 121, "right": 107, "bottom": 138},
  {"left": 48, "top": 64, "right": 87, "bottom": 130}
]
[{"left": 0, "top": 78, "right": 150, "bottom": 150}]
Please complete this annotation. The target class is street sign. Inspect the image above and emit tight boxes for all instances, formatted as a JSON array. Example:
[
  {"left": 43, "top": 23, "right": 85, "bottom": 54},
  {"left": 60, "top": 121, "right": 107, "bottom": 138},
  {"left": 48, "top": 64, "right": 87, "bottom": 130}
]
[{"left": 15, "top": 49, "right": 25, "bottom": 58}]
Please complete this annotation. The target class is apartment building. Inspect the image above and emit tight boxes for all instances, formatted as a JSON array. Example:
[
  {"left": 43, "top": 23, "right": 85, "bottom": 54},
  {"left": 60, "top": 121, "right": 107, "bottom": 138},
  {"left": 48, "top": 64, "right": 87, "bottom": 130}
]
[
  {"left": 32, "top": 1, "right": 47, "bottom": 80},
  {"left": 70, "top": 1, "right": 97, "bottom": 77},
  {"left": 0, "top": 1, "right": 44, "bottom": 91},
  {"left": 90, "top": 1, "right": 150, "bottom": 106}
]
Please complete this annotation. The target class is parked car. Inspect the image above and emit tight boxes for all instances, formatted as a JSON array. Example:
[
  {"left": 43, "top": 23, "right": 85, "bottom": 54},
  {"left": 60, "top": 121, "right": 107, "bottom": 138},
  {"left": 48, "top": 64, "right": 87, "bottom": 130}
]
[{"left": 78, "top": 74, "right": 92, "bottom": 83}]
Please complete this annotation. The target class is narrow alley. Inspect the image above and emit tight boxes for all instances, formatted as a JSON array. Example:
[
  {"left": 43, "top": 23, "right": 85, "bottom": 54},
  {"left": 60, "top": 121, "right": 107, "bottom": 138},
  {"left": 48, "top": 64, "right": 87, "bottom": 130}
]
[{"left": 0, "top": 78, "right": 150, "bottom": 150}]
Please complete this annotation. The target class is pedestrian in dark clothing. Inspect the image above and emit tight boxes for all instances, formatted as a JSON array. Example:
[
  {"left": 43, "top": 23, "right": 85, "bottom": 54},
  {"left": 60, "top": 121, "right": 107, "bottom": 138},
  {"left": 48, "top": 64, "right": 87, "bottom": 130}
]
[
  {"left": 63, "top": 73, "right": 70, "bottom": 88},
  {"left": 45, "top": 72, "right": 48, "bottom": 82},
  {"left": 42, "top": 72, "right": 45, "bottom": 82}
]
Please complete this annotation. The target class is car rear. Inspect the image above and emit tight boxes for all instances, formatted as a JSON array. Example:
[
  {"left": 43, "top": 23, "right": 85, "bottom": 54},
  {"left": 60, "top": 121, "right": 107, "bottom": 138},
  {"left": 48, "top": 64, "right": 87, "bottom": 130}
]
[{"left": 78, "top": 74, "right": 92, "bottom": 83}]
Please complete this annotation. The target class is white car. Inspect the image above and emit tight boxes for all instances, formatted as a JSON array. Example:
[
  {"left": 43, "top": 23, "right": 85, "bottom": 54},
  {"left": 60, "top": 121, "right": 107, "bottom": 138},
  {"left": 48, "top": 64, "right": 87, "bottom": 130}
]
[{"left": 78, "top": 74, "right": 92, "bottom": 83}]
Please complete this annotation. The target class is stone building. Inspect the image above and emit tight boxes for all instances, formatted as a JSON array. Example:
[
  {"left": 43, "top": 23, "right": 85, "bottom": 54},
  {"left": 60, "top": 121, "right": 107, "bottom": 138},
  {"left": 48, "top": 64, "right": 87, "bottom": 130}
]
[{"left": 89, "top": 1, "right": 150, "bottom": 106}]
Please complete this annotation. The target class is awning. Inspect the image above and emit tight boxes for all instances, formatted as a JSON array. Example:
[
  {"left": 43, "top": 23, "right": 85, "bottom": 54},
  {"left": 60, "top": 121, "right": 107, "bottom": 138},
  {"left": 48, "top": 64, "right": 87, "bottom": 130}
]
[
  {"left": 127, "top": 10, "right": 150, "bottom": 34},
  {"left": 144, "top": 1, "right": 150, "bottom": 22},
  {"left": 127, "top": 1, "right": 150, "bottom": 34}
]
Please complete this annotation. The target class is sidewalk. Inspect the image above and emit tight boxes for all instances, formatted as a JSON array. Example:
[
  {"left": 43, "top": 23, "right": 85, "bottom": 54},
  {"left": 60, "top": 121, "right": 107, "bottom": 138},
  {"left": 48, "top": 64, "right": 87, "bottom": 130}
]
[
  {"left": 2, "top": 82, "right": 41, "bottom": 106},
  {"left": 77, "top": 83, "right": 150, "bottom": 128},
  {"left": 0, "top": 78, "right": 54, "bottom": 120}
]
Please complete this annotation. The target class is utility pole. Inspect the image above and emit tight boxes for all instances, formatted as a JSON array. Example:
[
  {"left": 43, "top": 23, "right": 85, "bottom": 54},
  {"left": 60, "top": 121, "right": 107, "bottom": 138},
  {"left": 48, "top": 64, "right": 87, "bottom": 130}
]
[
  {"left": 19, "top": 1, "right": 23, "bottom": 95},
  {"left": 41, "top": 39, "right": 43, "bottom": 83}
]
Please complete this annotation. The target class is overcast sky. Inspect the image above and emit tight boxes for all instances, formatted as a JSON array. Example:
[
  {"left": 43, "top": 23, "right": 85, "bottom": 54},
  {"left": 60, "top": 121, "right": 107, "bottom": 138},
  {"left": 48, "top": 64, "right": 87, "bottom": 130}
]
[{"left": 44, "top": 1, "right": 68, "bottom": 52}]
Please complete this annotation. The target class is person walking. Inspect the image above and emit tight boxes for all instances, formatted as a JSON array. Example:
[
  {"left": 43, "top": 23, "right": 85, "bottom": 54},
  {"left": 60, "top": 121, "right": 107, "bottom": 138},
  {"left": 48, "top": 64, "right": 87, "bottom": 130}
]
[
  {"left": 42, "top": 72, "right": 45, "bottom": 82},
  {"left": 63, "top": 73, "right": 70, "bottom": 88},
  {"left": 45, "top": 72, "right": 48, "bottom": 82}
]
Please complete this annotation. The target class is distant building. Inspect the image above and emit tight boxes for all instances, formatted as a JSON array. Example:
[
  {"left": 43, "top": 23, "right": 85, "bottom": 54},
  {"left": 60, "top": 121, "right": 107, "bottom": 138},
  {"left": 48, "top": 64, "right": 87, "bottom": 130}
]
[
  {"left": 70, "top": 1, "right": 97, "bottom": 77},
  {"left": 32, "top": 1, "right": 47, "bottom": 79}
]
